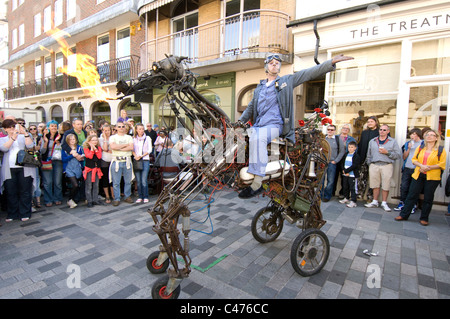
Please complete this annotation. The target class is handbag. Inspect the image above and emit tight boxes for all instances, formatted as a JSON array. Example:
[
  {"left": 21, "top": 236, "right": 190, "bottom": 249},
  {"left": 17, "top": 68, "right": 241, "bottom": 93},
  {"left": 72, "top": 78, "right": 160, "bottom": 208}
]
[
  {"left": 16, "top": 149, "right": 42, "bottom": 168},
  {"left": 133, "top": 138, "right": 146, "bottom": 171},
  {"left": 41, "top": 142, "right": 56, "bottom": 170},
  {"left": 52, "top": 144, "right": 62, "bottom": 161},
  {"left": 41, "top": 160, "right": 53, "bottom": 170},
  {"left": 133, "top": 158, "right": 143, "bottom": 171}
]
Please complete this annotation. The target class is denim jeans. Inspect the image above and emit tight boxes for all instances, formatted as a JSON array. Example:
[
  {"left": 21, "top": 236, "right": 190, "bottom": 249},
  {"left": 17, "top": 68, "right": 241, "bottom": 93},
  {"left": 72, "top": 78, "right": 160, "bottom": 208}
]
[
  {"left": 42, "top": 160, "right": 63, "bottom": 204},
  {"left": 135, "top": 160, "right": 150, "bottom": 199},
  {"left": 323, "top": 162, "right": 337, "bottom": 200},
  {"left": 111, "top": 161, "right": 133, "bottom": 200},
  {"left": 247, "top": 125, "right": 282, "bottom": 177},
  {"left": 399, "top": 167, "right": 415, "bottom": 202}
]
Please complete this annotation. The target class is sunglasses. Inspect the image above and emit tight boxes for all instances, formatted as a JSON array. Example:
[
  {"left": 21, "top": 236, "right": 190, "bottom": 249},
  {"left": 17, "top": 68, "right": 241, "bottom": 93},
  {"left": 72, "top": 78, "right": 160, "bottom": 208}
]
[
  {"left": 29, "top": 128, "right": 37, "bottom": 130},
  {"left": 327, "top": 128, "right": 335, "bottom": 131},
  {"left": 265, "top": 55, "right": 282, "bottom": 64},
  {"left": 116, "top": 126, "right": 125, "bottom": 128}
]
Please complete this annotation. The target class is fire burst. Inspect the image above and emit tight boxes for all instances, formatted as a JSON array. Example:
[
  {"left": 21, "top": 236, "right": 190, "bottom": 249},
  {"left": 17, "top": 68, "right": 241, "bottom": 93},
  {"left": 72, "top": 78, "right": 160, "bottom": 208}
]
[{"left": 42, "top": 28, "right": 113, "bottom": 101}]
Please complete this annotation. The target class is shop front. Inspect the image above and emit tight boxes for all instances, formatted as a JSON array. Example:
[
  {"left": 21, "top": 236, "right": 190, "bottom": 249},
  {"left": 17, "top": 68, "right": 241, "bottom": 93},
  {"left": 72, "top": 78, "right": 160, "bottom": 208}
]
[{"left": 291, "top": 0, "right": 450, "bottom": 203}]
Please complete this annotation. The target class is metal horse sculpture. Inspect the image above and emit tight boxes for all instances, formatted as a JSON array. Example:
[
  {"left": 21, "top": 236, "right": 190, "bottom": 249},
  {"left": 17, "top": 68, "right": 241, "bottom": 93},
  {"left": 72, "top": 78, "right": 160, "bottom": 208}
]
[{"left": 116, "top": 55, "right": 331, "bottom": 299}]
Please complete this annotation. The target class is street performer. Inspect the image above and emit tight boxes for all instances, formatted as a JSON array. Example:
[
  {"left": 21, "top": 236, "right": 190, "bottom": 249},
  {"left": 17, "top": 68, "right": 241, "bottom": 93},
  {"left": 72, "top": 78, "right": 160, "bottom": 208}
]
[{"left": 237, "top": 53, "right": 354, "bottom": 198}]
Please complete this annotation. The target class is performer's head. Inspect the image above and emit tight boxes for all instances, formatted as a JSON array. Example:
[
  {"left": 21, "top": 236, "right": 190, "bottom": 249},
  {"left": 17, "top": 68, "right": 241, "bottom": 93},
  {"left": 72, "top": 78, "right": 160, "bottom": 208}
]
[{"left": 264, "top": 53, "right": 282, "bottom": 75}]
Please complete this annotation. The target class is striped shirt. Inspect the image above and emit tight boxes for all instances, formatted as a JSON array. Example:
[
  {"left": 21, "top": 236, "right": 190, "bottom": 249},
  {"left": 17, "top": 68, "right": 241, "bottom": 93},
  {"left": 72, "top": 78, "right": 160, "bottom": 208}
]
[{"left": 344, "top": 153, "right": 355, "bottom": 177}]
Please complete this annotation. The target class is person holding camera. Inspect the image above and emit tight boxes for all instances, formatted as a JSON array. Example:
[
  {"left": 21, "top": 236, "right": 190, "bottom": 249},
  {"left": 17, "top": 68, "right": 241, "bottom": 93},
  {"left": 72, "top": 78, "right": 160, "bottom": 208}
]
[{"left": 0, "top": 119, "right": 36, "bottom": 222}]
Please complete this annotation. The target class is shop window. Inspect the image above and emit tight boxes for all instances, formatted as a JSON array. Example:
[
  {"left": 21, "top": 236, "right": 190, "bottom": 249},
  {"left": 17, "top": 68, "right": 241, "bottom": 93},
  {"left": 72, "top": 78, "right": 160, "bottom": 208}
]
[
  {"left": 304, "top": 79, "right": 325, "bottom": 113},
  {"left": 328, "top": 43, "right": 401, "bottom": 142},
  {"left": 69, "top": 103, "right": 84, "bottom": 123},
  {"left": 237, "top": 84, "right": 256, "bottom": 113},
  {"left": 411, "top": 37, "right": 450, "bottom": 77},
  {"left": 121, "top": 100, "right": 142, "bottom": 124},
  {"left": 408, "top": 85, "right": 448, "bottom": 140},
  {"left": 51, "top": 105, "right": 63, "bottom": 123},
  {"left": 92, "top": 101, "right": 111, "bottom": 126}
]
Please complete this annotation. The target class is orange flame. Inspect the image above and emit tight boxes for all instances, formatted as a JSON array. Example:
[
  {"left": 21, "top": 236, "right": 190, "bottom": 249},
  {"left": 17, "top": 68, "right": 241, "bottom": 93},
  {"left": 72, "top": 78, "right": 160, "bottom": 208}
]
[{"left": 44, "top": 28, "right": 113, "bottom": 101}]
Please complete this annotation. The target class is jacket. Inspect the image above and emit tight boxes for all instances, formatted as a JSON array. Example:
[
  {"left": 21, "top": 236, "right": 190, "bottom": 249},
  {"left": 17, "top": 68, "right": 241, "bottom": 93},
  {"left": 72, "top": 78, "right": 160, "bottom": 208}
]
[
  {"left": 366, "top": 136, "right": 402, "bottom": 165},
  {"left": 239, "top": 60, "right": 336, "bottom": 143},
  {"left": 340, "top": 152, "right": 361, "bottom": 178},
  {"left": 411, "top": 146, "right": 447, "bottom": 181}
]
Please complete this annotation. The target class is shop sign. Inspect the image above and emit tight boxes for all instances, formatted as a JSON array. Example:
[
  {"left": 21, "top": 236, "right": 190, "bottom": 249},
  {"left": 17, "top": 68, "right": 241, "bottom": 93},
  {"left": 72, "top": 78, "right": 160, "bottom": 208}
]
[{"left": 349, "top": 12, "right": 450, "bottom": 40}]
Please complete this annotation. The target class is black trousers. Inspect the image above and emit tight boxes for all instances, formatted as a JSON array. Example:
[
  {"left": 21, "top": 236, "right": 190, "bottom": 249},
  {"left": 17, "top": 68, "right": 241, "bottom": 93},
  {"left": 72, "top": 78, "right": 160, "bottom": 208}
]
[
  {"left": 4, "top": 168, "right": 33, "bottom": 220},
  {"left": 400, "top": 173, "right": 440, "bottom": 222},
  {"left": 342, "top": 175, "right": 357, "bottom": 202}
]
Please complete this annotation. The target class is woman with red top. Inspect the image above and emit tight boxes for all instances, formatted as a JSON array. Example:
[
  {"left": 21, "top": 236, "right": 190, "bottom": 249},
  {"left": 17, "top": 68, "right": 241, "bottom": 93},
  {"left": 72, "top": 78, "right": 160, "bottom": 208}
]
[{"left": 82, "top": 135, "right": 104, "bottom": 207}]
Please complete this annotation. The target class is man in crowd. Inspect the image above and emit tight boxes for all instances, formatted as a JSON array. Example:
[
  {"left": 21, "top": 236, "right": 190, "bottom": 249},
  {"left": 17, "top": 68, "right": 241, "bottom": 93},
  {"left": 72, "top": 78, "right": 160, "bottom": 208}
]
[
  {"left": 365, "top": 124, "right": 402, "bottom": 211},
  {"left": 109, "top": 122, "right": 134, "bottom": 206},
  {"left": 322, "top": 124, "right": 346, "bottom": 202}
]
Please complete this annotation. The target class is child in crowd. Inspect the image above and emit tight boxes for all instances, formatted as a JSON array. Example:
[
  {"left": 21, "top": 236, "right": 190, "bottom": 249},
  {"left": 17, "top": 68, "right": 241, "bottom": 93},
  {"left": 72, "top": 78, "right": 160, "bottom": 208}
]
[
  {"left": 62, "top": 133, "right": 84, "bottom": 208},
  {"left": 83, "top": 135, "right": 104, "bottom": 207},
  {"left": 339, "top": 141, "right": 361, "bottom": 208}
]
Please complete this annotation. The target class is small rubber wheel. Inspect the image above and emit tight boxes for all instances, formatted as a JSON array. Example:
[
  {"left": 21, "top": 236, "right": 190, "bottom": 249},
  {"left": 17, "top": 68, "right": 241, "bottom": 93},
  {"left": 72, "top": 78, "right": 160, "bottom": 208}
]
[
  {"left": 146, "top": 251, "right": 169, "bottom": 274},
  {"left": 290, "top": 228, "right": 330, "bottom": 277},
  {"left": 151, "top": 275, "right": 181, "bottom": 299}
]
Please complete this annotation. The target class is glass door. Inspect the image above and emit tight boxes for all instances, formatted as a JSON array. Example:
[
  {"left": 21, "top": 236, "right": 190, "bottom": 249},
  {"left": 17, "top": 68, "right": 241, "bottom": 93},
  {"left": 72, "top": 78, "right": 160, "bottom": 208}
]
[{"left": 407, "top": 84, "right": 450, "bottom": 203}]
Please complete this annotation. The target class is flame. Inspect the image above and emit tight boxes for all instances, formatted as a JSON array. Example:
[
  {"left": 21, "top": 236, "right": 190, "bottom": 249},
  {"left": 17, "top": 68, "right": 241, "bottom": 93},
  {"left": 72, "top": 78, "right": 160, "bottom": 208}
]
[{"left": 43, "top": 28, "right": 113, "bottom": 101}]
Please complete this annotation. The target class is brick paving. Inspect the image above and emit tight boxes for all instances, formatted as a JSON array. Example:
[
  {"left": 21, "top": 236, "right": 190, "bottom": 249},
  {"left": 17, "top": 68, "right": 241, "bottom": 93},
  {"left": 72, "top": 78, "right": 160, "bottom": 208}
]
[{"left": 1, "top": 189, "right": 449, "bottom": 299}]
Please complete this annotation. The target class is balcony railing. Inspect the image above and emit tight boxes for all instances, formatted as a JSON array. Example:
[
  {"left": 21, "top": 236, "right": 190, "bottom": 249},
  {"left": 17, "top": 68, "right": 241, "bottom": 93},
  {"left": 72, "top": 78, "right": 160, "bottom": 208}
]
[
  {"left": 5, "top": 55, "right": 140, "bottom": 101},
  {"left": 139, "top": 9, "right": 290, "bottom": 72}
]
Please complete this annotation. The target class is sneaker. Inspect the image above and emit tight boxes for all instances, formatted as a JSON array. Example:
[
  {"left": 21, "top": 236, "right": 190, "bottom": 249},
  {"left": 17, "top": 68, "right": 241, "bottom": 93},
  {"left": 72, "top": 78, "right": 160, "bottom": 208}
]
[
  {"left": 346, "top": 201, "right": 357, "bottom": 208},
  {"left": 365, "top": 201, "right": 379, "bottom": 208},
  {"left": 339, "top": 198, "right": 349, "bottom": 204},
  {"left": 394, "top": 201, "right": 404, "bottom": 211},
  {"left": 67, "top": 199, "right": 77, "bottom": 209},
  {"left": 124, "top": 197, "right": 133, "bottom": 204},
  {"left": 135, "top": 198, "right": 143, "bottom": 203},
  {"left": 143, "top": 199, "right": 149, "bottom": 203},
  {"left": 411, "top": 204, "right": 417, "bottom": 214},
  {"left": 381, "top": 202, "right": 391, "bottom": 212}
]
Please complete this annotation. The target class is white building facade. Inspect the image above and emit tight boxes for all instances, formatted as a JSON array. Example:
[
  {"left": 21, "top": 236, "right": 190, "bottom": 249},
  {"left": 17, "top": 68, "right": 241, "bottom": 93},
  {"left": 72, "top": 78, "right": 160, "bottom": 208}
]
[{"left": 290, "top": 0, "right": 450, "bottom": 203}]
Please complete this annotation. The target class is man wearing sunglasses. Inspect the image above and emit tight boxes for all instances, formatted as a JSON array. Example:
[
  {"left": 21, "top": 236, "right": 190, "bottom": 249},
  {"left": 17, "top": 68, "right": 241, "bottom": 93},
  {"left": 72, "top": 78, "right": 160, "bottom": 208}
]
[
  {"left": 365, "top": 124, "right": 401, "bottom": 211},
  {"left": 109, "top": 122, "right": 134, "bottom": 206},
  {"left": 238, "top": 53, "right": 353, "bottom": 198}
]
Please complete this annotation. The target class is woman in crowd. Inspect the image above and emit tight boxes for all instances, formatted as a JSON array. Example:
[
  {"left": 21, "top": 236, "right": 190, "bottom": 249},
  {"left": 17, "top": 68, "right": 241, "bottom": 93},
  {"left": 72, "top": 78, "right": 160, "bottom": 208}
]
[
  {"left": 62, "top": 133, "right": 84, "bottom": 209},
  {"left": 133, "top": 123, "right": 152, "bottom": 203},
  {"left": 40, "top": 120, "right": 63, "bottom": 207},
  {"left": 395, "top": 129, "right": 446, "bottom": 226},
  {"left": 83, "top": 135, "right": 103, "bottom": 207},
  {"left": 0, "top": 119, "right": 36, "bottom": 221},
  {"left": 99, "top": 124, "right": 113, "bottom": 204},
  {"left": 335, "top": 124, "right": 357, "bottom": 198},
  {"left": 154, "top": 130, "right": 167, "bottom": 158},
  {"left": 28, "top": 124, "right": 42, "bottom": 208}
]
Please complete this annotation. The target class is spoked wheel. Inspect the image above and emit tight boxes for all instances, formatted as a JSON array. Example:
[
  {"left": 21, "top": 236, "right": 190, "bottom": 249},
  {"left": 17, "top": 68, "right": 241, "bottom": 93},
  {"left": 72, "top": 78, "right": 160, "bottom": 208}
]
[
  {"left": 146, "top": 251, "right": 169, "bottom": 274},
  {"left": 251, "top": 205, "right": 284, "bottom": 243},
  {"left": 151, "top": 275, "right": 181, "bottom": 299},
  {"left": 290, "top": 228, "right": 330, "bottom": 276}
]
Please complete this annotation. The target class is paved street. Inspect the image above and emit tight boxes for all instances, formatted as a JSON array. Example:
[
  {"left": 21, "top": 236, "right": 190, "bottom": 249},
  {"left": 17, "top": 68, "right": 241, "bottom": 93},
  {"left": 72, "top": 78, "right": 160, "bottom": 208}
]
[{"left": 1, "top": 189, "right": 450, "bottom": 300}]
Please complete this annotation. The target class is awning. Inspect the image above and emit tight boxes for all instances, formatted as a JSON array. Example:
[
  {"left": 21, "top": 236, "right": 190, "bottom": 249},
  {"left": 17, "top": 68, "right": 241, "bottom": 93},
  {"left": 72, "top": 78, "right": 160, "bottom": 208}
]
[{"left": 138, "top": 0, "right": 175, "bottom": 16}]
